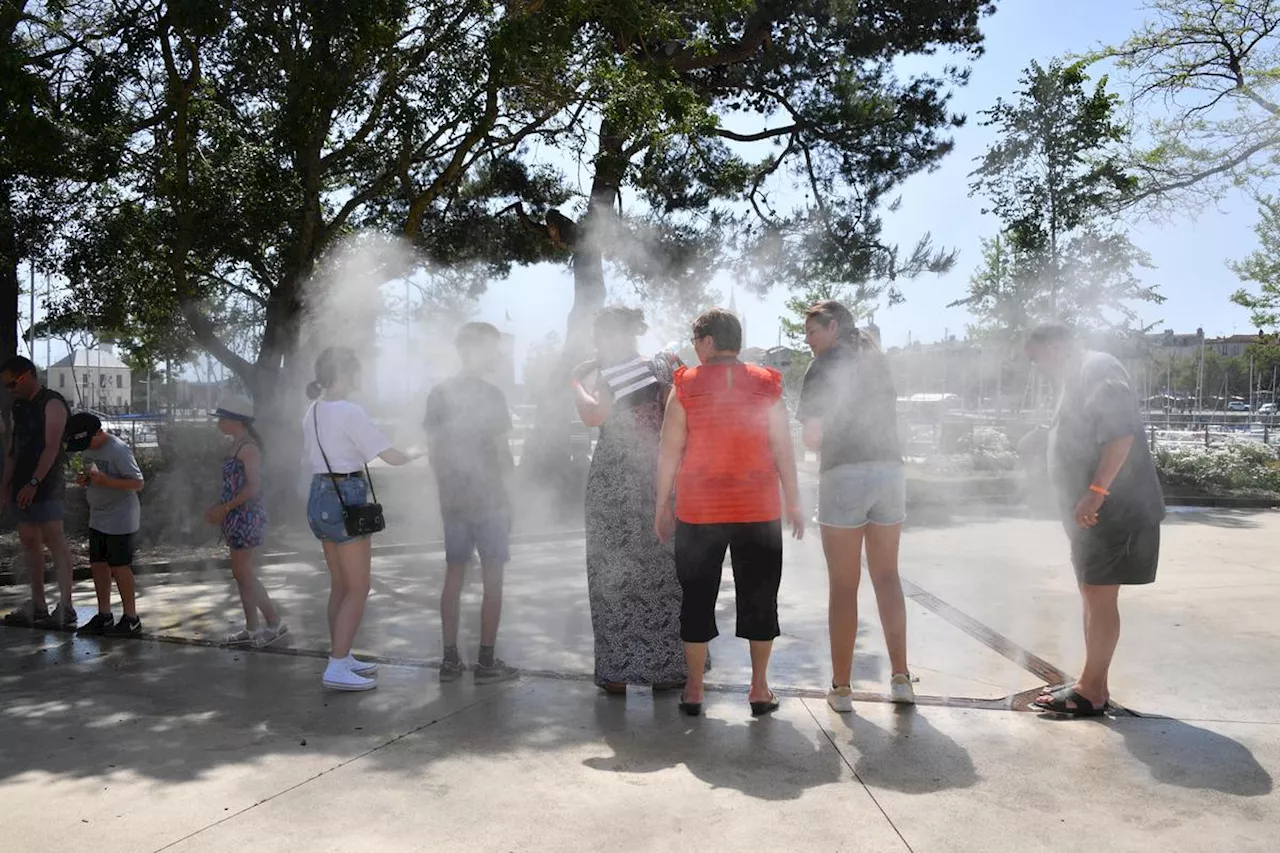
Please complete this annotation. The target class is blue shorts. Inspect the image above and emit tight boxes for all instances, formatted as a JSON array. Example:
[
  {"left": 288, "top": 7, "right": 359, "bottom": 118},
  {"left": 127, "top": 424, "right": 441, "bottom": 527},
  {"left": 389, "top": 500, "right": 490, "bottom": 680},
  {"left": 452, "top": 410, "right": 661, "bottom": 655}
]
[
  {"left": 14, "top": 500, "right": 65, "bottom": 525},
  {"left": 818, "top": 462, "right": 906, "bottom": 529},
  {"left": 443, "top": 509, "right": 511, "bottom": 565},
  {"left": 307, "top": 475, "right": 370, "bottom": 544}
]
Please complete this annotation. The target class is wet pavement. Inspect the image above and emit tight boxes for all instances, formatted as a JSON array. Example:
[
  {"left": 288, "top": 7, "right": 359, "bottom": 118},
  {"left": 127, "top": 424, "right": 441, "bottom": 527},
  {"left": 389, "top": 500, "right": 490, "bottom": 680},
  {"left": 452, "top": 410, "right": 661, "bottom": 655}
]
[{"left": 2, "top": 509, "right": 1278, "bottom": 852}]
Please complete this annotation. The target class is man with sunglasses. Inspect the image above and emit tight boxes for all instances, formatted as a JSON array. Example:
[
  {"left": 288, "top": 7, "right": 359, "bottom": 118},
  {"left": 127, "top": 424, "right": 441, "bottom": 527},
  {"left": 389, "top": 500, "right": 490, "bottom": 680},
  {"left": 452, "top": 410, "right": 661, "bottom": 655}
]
[{"left": 1, "top": 356, "right": 77, "bottom": 629}]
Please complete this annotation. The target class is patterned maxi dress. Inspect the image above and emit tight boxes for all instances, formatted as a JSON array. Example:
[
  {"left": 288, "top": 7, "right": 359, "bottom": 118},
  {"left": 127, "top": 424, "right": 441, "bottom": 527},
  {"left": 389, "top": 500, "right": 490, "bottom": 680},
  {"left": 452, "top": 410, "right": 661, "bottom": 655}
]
[{"left": 585, "top": 353, "right": 687, "bottom": 686}]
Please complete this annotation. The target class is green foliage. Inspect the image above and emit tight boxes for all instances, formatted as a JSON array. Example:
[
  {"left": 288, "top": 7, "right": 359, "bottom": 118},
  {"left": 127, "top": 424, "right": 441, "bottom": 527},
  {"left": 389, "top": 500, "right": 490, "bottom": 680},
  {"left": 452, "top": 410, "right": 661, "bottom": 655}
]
[
  {"left": 1156, "top": 442, "right": 1280, "bottom": 495},
  {"left": 1231, "top": 195, "right": 1280, "bottom": 330},
  {"left": 956, "top": 61, "right": 1162, "bottom": 333},
  {"left": 1095, "top": 0, "right": 1280, "bottom": 211}
]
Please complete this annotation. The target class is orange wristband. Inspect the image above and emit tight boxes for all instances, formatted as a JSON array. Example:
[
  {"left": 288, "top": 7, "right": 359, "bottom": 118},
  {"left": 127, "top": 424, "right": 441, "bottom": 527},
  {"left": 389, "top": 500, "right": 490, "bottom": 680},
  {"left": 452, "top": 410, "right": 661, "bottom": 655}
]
[{"left": 1089, "top": 484, "right": 1109, "bottom": 496}]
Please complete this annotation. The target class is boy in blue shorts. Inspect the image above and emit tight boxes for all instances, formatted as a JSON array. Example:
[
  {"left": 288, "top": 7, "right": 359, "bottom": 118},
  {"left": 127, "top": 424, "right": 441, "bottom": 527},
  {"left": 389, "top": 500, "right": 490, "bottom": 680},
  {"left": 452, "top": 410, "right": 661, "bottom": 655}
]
[{"left": 424, "top": 322, "right": 518, "bottom": 684}]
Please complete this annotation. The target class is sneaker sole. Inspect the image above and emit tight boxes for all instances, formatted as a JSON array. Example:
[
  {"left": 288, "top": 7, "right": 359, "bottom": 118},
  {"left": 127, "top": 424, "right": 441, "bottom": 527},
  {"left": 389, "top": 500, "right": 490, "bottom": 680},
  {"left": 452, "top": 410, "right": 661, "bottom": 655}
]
[
  {"left": 826, "top": 700, "right": 854, "bottom": 713},
  {"left": 254, "top": 631, "right": 289, "bottom": 649},
  {"left": 474, "top": 672, "right": 520, "bottom": 685},
  {"left": 322, "top": 679, "right": 378, "bottom": 692}
]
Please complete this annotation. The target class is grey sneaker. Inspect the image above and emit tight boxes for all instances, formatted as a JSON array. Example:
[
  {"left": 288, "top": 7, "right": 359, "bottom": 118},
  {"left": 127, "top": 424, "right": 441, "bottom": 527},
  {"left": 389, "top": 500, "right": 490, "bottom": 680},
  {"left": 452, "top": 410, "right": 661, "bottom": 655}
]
[
  {"left": 473, "top": 658, "right": 519, "bottom": 684},
  {"left": 4, "top": 599, "right": 48, "bottom": 627},
  {"left": 36, "top": 602, "right": 77, "bottom": 631},
  {"left": 439, "top": 658, "right": 466, "bottom": 682}
]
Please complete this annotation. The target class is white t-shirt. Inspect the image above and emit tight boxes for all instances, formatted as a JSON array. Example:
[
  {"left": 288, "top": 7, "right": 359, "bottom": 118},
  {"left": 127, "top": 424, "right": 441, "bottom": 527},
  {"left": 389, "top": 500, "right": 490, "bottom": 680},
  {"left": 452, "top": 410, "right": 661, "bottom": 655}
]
[{"left": 303, "top": 400, "right": 392, "bottom": 475}]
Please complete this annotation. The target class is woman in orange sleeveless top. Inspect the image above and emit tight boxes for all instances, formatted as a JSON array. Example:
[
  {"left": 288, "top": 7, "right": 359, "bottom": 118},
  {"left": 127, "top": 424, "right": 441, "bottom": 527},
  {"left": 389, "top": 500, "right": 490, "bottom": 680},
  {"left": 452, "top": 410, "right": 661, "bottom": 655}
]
[{"left": 655, "top": 308, "right": 805, "bottom": 718}]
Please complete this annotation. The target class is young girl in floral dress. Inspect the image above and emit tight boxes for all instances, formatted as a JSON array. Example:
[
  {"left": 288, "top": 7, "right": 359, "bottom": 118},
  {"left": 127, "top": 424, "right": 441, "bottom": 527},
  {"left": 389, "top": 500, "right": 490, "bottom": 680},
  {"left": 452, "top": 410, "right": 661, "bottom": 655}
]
[{"left": 205, "top": 394, "right": 288, "bottom": 647}]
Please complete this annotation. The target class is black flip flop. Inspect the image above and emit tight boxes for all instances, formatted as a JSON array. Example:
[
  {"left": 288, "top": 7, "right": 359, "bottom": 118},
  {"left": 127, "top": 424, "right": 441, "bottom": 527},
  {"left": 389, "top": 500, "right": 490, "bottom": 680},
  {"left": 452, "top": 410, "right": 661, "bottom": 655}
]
[
  {"left": 1033, "top": 685, "right": 1107, "bottom": 717},
  {"left": 679, "top": 692, "right": 702, "bottom": 717},
  {"left": 750, "top": 692, "right": 780, "bottom": 717}
]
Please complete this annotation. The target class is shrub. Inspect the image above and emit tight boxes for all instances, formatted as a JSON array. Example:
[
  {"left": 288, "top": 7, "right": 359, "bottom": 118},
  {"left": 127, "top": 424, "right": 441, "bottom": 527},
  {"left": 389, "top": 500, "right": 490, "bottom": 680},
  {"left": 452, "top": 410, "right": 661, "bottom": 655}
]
[{"left": 1155, "top": 442, "right": 1280, "bottom": 494}]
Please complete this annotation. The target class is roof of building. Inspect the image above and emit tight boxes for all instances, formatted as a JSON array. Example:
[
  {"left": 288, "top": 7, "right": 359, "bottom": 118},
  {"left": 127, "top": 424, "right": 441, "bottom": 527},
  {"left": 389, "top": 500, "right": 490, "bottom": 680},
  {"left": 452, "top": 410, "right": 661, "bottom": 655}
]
[{"left": 50, "top": 348, "right": 130, "bottom": 371}]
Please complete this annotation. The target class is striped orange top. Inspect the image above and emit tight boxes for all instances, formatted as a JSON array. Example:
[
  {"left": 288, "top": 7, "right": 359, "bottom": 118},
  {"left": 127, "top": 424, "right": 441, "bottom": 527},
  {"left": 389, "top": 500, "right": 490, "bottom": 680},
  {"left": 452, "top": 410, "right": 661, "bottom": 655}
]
[{"left": 674, "top": 360, "right": 784, "bottom": 524}]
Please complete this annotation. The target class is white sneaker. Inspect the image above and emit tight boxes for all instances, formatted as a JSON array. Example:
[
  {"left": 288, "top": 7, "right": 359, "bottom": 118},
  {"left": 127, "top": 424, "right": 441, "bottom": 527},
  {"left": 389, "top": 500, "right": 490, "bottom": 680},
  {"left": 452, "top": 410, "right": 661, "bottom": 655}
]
[
  {"left": 890, "top": 673, "right": 915, "bottom": 705},
  {"left": 826, "top": 685, "right": 854, "bottom": 713},
  {"left": 322, "top": 659, "right": 377, "bottom": 692},
  {"left": 345, "top": 655, "right": 377, "bottom": 675}
]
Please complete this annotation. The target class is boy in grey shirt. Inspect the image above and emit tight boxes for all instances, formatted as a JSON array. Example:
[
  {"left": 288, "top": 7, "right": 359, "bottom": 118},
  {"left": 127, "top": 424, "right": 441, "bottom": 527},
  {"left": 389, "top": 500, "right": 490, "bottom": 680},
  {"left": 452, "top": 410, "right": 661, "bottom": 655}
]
[{"left": 64, "top": 413, "right": 146, "bottom": 636}]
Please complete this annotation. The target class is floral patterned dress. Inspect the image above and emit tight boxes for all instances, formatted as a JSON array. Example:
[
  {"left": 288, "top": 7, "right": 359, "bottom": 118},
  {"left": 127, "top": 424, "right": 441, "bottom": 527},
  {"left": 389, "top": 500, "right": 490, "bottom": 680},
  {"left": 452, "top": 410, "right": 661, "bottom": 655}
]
[
  {"left": 221, "top": 441, "right": 267, "bottom": 550},
  {"left": 585, "top": 352, "right": 687, "bottom": 686}
]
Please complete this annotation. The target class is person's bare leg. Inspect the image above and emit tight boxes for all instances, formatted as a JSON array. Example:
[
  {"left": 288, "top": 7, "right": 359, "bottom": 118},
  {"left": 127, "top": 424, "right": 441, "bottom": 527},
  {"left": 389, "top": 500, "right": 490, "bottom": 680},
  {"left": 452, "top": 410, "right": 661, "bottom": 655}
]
[
  {"left": 748, "top": 640, "right": 774, "bottom": 703},
  {"left": 251, "top": 575, "right": 279, "bottom": 626},
  {"left": 112, "top": 567, "right": 138, "bottom": 618},
  {"left": 330, "top": 538, "right": 372, "bottom": 659},
  {"left": 1076, "top": 583, "right": 1121, "bottom": 707},
  {"left": 821, "top": 525, "right": 864, "bottom": 687},
  {"left": 864, "top": 522, "right": 908, "bottom": 677},
  {"left": 683, "top": 642, "right": 709, "bottom": 702},
  {"left": 479, "top": 561, "right": 505, "bottom": 647},
  {"left": 229, "top": 548, "right": 260, "bottom": 632},
  {"left": 440, "top": 563, "right": 468, "bottom": 649},
  {"left": 18, "top": 523, "right": 47, "bottom": 612},
  {"left": 41, "top": 521, "right": 74, "bottom": 608},
  {"left": 323, "top": 541, "right": 345, "bottom": 640},
  {"left": 90, "top": 563, "right": 112, "bottom": 613}
]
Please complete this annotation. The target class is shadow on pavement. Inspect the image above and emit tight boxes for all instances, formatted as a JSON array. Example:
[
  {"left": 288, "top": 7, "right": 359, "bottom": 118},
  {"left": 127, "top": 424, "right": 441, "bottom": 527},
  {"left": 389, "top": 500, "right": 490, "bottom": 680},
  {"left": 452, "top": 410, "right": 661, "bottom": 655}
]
[
  {"left": 582, "top": 698, "right": 845, "bottom": 800},
  {"left": 1106, "top": 715, "right": 1274, "bottom": 797},
  {"left": 1162, "top": 509, "right": 1263, "bottom": 529},
  {"left": 833, "top": 705, "right": 980, "bottom": 795}
]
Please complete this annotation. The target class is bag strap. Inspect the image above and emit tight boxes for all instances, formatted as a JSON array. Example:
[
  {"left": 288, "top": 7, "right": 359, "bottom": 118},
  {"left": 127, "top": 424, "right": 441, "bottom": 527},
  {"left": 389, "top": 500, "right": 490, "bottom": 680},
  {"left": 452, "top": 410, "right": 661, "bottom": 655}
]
[
  {"left": 312, "top": 403, "right": 350, "bottom": 512},
  {"left": 312, "top": 402, "right": 379, "bottom": 508}
]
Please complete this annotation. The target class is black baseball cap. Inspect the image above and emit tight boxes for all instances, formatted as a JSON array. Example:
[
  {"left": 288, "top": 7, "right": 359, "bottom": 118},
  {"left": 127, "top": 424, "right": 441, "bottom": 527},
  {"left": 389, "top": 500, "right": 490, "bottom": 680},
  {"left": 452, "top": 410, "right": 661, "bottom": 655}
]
[{"left": 64, "top": 412, "right": 102, "bottom": 452}]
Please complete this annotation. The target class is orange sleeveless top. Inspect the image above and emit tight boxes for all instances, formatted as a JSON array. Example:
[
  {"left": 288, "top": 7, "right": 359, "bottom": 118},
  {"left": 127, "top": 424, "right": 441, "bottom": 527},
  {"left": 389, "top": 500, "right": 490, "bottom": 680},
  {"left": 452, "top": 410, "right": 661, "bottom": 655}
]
[{"left": 674, "top": 361, "right": 784, "bottom": 524}]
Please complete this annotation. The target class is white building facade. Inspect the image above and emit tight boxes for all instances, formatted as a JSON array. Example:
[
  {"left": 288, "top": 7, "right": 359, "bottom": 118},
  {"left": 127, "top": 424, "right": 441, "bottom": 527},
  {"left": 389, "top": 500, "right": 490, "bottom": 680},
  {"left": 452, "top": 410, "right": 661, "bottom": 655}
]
[{"left": 47, "top": 345, "right": 133, "bottom": 412}]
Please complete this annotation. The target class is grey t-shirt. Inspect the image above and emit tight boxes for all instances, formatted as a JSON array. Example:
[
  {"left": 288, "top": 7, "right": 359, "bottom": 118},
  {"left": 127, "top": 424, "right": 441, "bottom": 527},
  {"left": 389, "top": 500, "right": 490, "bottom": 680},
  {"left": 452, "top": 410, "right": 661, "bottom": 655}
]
[
  {"left": 1047, "top": 351, "right": 1165, "bottom": 530},
  {"left": 82, "top": 435, "right": 143, "bottom": 535}
]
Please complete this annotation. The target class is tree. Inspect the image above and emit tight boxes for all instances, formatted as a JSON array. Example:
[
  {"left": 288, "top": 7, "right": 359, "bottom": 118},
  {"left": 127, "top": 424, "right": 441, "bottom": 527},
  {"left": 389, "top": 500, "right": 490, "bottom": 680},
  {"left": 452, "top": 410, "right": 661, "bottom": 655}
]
[
  {"left": 955, "top": 60, "right": 1162, "bottom": 332},
  {"left": 512, "top": 1, "right": 995, "bottom": 356},
  {"left": 1232, "top": 195, "right": 1280, "bottom": 329},
  {"left": 1096, "top": 0, "right": 1280, "bottom": 212},
  {"left": 52, "top": 0, "right": 581, "bottom": 409}
]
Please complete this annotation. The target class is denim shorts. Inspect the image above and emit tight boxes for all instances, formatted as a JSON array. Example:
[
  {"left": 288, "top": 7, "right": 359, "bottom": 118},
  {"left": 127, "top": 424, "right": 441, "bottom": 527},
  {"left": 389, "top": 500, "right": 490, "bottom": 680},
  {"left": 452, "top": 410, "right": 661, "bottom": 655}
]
[
  {"left": 307, "top": 475, "right": 371, "bottom": 544},
  {"left": 14, "top": 500, "right": 64, "bottom": 525},
  {"left": 818, "top": 462, "right": 906, "bottom": 529},
  {"left": 443, "top": 509, "right": 511, "bottom": 565}
]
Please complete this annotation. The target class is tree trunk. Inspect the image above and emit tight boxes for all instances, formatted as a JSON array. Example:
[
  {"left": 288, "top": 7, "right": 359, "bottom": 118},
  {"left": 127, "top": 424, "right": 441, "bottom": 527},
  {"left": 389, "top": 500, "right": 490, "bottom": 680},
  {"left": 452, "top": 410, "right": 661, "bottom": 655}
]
[
  {"left": 518, "top": 121, "right": 628, "bottom": 524},
  {"left": 0, "top": 181, "right": 18, "bottom": 469}
]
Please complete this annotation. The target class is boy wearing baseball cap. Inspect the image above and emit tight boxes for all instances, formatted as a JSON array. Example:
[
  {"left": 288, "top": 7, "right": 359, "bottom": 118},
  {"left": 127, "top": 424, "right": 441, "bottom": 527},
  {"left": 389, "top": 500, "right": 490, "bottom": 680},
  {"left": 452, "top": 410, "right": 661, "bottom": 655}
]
[{"left": 64, "top": 412, "right": 146, "bottom": 636}]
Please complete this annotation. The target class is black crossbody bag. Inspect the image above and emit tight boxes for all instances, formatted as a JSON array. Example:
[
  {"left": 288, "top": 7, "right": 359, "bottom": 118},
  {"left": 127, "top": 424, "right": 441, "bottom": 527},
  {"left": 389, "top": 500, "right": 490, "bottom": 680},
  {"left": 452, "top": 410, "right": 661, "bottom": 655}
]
[{"left": 312, "top": 404, "right": 385, "bottom": 537}]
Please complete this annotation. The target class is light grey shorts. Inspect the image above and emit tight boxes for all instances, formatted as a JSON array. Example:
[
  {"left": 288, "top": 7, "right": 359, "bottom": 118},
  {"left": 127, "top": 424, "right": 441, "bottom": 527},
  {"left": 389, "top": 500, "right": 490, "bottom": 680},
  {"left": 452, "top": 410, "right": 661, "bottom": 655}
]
[{"left": 818, "top": 462, "right": 906, "bottom": 529}]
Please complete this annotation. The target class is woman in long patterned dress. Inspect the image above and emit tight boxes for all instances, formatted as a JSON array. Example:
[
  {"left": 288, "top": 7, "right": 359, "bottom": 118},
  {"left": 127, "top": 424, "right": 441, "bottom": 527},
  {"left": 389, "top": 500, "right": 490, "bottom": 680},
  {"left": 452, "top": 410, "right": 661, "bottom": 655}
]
[{"left": 572, "top": 307, "right": 687, "bottom": 693}]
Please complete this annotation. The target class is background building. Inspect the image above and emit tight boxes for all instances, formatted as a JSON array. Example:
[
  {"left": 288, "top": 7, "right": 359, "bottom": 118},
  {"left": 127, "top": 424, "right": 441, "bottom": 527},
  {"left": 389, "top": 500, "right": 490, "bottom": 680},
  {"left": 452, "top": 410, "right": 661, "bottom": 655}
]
[{"left": 47, "top": 344, "right": 132, "bottom": 412}]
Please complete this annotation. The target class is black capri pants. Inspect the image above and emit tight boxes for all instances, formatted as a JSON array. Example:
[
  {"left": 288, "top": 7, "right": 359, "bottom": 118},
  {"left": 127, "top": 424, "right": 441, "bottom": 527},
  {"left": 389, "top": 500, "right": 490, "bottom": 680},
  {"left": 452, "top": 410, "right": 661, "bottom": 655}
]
[{"left": 675, "top": 519, "right": 783, "bottom": 643}]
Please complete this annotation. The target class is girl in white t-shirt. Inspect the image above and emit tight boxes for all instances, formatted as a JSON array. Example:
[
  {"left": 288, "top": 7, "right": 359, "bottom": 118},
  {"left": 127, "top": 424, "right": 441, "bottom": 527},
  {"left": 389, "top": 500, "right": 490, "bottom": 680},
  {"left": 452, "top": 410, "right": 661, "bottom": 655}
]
[{"left": 304, "top": 347, "right": 419, "bottom": 691}]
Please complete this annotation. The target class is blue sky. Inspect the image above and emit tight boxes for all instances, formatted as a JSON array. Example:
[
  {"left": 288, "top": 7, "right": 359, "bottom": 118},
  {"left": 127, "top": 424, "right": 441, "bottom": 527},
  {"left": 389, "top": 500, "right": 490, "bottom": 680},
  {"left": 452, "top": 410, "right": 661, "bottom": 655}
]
[{"left": 473, "top": 0, "right": 1265, "bottom": 368}]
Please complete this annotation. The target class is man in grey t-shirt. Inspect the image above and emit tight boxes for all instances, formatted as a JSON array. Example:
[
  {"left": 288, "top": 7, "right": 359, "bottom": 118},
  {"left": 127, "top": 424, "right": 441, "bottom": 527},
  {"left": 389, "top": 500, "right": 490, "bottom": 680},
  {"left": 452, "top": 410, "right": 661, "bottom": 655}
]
[
  {"left": 1025, "top": 323, "right": 1163, "bottom": 718},
  {"left": 65, "top": 413, "right": 146, "bottom": 637}
]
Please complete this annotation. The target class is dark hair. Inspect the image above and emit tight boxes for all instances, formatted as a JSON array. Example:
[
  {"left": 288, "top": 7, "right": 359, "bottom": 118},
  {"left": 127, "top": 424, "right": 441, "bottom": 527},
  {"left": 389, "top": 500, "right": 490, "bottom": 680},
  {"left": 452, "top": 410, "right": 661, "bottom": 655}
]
[
  {"left": 594, "top": 306, "right": 648, "bottom": 338},
  {"left": 804, "top": 300, "right": 881, "bottom": 352},
  {"left": 246, "top": 423, "right": 267, "bottom": 456},
  {"left": 805, "top": 300, "right": 857, "bottom": 340},
  {"left": 306, "top": 346, "right": 361, "bottom": 400},
  {"left": 455, "top": 321, "right": 501, "bottom": 352},
  {"left": 1027, "top": 322, "right": 1075, "bottom": 346},
  {"left": 691, "top": 308, "right": 742, "bottom": 353},
  {"left": 0, "top": 355, "right": 36, "bottom": 377}
]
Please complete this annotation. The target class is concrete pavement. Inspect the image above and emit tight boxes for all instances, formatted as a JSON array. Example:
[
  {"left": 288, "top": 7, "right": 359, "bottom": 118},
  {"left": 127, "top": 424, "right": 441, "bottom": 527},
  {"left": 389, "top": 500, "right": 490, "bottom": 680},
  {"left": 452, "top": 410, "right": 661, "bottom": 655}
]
[{"left": 2, "top": 509, "right": 1278, "bottom": 852}]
